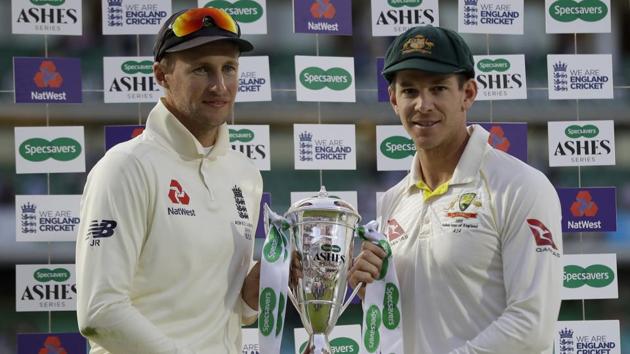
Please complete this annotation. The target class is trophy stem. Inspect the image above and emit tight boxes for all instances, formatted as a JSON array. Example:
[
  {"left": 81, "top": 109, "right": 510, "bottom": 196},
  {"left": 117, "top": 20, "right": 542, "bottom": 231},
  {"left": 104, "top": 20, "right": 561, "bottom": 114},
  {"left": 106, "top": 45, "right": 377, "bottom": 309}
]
[{"left": 303, "top": 333, "right": 332, "bottom": 354}]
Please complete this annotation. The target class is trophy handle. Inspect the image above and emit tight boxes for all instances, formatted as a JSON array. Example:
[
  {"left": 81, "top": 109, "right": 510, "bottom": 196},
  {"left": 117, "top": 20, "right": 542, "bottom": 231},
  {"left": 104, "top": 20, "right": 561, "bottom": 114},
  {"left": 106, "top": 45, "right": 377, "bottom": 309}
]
[
  {"left": 287, "top": 286, "right": 300, "bottom": 311},
  {"left": 339, "top": 282, "right": 363, "bottom": 315}
]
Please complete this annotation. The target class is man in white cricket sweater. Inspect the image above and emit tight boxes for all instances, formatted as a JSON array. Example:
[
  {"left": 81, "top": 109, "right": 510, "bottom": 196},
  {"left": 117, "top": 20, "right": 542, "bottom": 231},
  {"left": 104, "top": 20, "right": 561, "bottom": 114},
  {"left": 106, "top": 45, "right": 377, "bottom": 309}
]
[
  {"left": 76, "top": 8, "right": 262, "bottom": 353},
  {"left": 348, "top": 26, "right": 563, "bottom": 353}
]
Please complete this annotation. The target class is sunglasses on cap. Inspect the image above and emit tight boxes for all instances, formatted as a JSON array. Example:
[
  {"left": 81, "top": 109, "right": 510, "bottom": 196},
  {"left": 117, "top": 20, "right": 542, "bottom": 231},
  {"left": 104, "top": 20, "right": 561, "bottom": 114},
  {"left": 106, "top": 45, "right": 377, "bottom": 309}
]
[{"left": 170, "top": 7, "right": 240, "bottom": 37}]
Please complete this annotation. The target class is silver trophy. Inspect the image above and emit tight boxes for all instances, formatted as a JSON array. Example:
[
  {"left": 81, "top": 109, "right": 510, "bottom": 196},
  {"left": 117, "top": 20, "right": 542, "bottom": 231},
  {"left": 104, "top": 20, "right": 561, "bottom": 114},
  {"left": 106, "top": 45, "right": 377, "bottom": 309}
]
[{"left": 285, "top": 186, "right": 362, "bottom": 354}]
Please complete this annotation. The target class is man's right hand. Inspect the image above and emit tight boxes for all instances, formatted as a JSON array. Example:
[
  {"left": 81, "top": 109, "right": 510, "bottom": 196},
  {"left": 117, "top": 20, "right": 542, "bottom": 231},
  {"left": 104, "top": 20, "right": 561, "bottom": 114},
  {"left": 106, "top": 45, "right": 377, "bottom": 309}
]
[{"left": 348, "top": 241, "right": 388, "bottom": 300}]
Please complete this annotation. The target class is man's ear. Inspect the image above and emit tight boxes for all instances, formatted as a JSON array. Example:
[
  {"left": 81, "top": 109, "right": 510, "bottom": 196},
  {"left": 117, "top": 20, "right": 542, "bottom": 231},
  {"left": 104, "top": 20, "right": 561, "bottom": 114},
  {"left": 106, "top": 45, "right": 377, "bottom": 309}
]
[
  {"left": 153, "top": 62, "right": 168, "bottom": 89},
  {"left": 388, "top": 84, "right": 399, "bottom": 115},
  {"left": 461, "top": 78, "right": 477, "bottom": 111}
]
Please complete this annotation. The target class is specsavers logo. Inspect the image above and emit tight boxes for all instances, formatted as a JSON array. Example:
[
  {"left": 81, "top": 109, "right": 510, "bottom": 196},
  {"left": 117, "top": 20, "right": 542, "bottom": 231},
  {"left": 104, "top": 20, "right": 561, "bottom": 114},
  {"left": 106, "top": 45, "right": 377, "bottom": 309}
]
[
  {"left": 565, "top": 124, "right": 598, "bottom": 138},
  {"left": 205, "top": 0, "right": 263, "bottom": 23},
  {"left": 477, "top": 58, "right": 510, "bottom": 72},
  {"left": 383, "top": 283, "right": 401, "bottom": 329},
  {"left": 31, "top": 0, "right": 65, "bottom": 5},
  {"left": 364, "top": 305, "right": 381, "bottom": 352},
  {"left": 258, "top": 287, "right": 277, "bottom": 336},
  {"left": 300, "top": 67, "right": 352, "bottom": 90},
  {"left": 19, "top": 138, "right": 81, "bottom": 162},
  {"left": 299, "top": 337, "right": 359, "bottom": 354},
  {"left": 121, "top": 60, "right": 153, "bottom": 74},
  {"left": 388, "top": 0, "right": 422, "bottom": 7},
  {"left": 34, "top": 268, "right": 70, "bottom": 282},
  {"left": 229, "top": 128, "right": 255, "bottom": 143},
  {"left": 564, "top": 264, "right": 614, "bottom": 288},
  {"left": 380, "top": 136, "right": 415, "bottom": 159},
  {"left": 549, "top": 0, "right": 607, "bottom": 22}
]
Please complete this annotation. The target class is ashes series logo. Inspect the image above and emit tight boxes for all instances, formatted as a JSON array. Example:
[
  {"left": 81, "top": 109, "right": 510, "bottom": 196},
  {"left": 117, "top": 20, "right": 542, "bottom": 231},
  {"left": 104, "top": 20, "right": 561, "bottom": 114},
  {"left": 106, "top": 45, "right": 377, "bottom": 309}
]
[
  {"left": 16, "top": 264, "right": 77, "bottom": 312},
  {"left": 229, "top": 125, "right": 270, "bottom": 170},
  {"left": 474, "top": 55, "right": 526, "bottom": 100},
  {"left": 371, "top": 0, "right": 439, "bottom": 36},
  {"left": 12, "top": 0, "right": 82, "bottom": 35},
  {"left": 548, "top": 120, "right": 615, "bottom": 167}
]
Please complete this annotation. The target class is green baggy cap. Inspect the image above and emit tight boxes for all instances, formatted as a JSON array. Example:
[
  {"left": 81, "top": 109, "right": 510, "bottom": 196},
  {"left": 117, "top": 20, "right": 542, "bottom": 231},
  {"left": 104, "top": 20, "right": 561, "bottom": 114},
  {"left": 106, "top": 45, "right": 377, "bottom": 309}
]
[{"left": 382, "top": 25, "right": 475, "bottom": 83}]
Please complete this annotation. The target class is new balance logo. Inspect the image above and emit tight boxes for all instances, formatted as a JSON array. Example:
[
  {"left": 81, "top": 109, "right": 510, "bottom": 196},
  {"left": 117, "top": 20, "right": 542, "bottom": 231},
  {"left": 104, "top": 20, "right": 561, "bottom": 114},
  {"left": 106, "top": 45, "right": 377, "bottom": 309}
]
[
  {"left": 527, "top": 219, "right": 558, "bottom": 251},
  {"left": 87, "top": 219, "right": 117, "bottom": 246},
  {"left": 168, "top": 179, "right": 190, "bottom": 205}
]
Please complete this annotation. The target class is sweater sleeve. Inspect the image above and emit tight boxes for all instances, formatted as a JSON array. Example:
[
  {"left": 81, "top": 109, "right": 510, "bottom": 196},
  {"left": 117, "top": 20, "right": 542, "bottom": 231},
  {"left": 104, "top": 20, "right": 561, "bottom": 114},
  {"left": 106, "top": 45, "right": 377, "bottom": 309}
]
[
  {"left": 449, "top": 172, "right": 563, "bottom": 354},
  {"left": 75, "top": 151, "right": 193, "bottom": 354}
]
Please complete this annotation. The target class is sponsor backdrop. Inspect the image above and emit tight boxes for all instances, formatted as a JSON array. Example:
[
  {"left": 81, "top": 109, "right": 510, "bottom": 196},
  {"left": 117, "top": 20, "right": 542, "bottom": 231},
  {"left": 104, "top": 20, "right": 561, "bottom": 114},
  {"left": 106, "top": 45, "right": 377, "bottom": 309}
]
[{"left": 5, "top": 0, "right": 625, "bottom": 353}]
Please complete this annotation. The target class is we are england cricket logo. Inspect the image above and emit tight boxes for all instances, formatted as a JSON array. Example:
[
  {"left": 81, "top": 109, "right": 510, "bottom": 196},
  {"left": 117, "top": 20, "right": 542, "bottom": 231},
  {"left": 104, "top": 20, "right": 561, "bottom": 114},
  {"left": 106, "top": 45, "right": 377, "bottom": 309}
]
[
  {"left": 548, "top": 121, "right": 615, "bottom": 167},
  {"left": 548, "top": 54, "right": 613, "bottom": 99},
  {"left": 103, "top": 0, "right": 170, "bottom": 34},
  {"left": 16, "top": 195, "right": 81, "bottom": 242},
  {"left": 104, "top": 57, "right": 161, "bottom": 103},
  {"left": 371, "top": 0, "right": 439, "bottom": 36},
  {"left": 546, "top": 0, "right": 610, "bottom": 33},
  {"left": 236, "top": 56, "right": 271, "bottom": 102},
  {"left": 555, "top": 321, "right": 620, "bottom": 354},
  {"left": 12, "top": 0, "right": 82, "bottom": 35},
  {"left": 474, "top": 55, "right": 526, "bottom": 100},
  {"left": 460, "top": 0, "right": 523, "bottom": 34},
  {"left": 204, "top": 0, "right": 267, "bottom": 34},
  {"left": 294, "top": 124, "right": 356, "bottom": 170}
]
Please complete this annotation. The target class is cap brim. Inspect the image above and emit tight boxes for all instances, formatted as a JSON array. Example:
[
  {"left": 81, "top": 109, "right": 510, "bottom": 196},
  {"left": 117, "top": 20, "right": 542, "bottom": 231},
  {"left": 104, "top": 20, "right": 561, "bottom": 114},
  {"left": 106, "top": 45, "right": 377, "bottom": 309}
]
[
  {"left": 383, "top": 58, "right": 467, "bottom": 80},
  {"left": 165, "top": 36, "right": 254, "bottom": 54}
]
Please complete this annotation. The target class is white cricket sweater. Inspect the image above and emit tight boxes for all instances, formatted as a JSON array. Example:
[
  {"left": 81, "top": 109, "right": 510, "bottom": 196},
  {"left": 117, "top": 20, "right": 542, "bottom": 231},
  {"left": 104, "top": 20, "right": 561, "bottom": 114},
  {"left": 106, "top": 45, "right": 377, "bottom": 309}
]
[{"left": 76, "top": 99, "right": 262, "bottom": 354}]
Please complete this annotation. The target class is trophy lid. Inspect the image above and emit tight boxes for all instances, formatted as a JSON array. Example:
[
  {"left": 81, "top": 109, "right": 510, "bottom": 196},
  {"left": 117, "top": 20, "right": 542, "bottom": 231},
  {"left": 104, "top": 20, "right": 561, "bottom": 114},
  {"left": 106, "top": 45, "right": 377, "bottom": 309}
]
[{"left": 285, "top": 186, "right": 360, "bottom": 222}]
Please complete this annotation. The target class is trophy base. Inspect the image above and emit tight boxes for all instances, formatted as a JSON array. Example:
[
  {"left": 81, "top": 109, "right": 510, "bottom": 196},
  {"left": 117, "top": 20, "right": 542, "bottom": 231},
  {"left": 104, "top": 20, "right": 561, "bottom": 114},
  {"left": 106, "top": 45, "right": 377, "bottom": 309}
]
[{"left": 302, "top": 333, "right": 332, "bottom": 354}]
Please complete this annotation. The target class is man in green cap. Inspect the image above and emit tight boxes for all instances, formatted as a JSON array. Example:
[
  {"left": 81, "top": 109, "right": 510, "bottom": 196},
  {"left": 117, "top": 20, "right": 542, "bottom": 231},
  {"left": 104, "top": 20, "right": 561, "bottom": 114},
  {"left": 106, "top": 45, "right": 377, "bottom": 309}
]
[{"left": 349, "top": 26, "right": 562, "bottom": 353}]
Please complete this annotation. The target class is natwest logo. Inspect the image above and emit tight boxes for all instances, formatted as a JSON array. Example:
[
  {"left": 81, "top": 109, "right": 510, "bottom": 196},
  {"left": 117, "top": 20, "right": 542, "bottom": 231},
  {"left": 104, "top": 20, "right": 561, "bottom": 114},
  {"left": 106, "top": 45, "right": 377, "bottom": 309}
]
[
  {"left": 311, "top": 0, "right": 336, "bottom": 19},
  {"left": 488, "top": 126, "right": 510, "bottom": 152},
  {"left": 37, "top": 335, "right": 70, "bottom": 354},
  {"left": 527, "top": 219, "right": 560, "bottom": 257},
  {"left": 34, "top": 60, "right": 63, "bottom": 88},
  {"left": 570, "top": 190, "right": 598, "bottom": 217},
  {"left": 168, "top": 179, "right": 190, "bottom": 205}
]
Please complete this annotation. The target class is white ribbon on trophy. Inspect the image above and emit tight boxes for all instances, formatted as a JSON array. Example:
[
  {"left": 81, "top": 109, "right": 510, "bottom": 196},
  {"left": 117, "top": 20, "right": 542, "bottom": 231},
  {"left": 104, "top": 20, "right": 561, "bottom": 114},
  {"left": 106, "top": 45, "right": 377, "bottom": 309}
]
[
  {"left": 358, "top": 220, "right": 404, "bottom": 354},
  {"left": 258, "top": 205, "right": 291, "bottom": 354}
]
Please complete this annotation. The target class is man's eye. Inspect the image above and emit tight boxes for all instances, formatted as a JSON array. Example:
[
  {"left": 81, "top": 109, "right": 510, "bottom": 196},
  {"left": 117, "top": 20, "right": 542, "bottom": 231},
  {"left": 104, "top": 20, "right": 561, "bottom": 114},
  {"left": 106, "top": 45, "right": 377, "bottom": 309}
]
[
  {"left": 193, "top": 67, "right": 208, "bottom": 74},
  {"left": 224, "top": 65, "right": 237, "bottom": 74}
]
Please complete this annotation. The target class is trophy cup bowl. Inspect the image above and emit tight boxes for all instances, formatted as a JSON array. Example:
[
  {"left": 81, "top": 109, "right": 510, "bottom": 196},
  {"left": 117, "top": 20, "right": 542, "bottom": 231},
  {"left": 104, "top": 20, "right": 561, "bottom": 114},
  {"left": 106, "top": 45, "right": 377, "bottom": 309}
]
[{"left": 285, "top": 187, "right": 361, "bottom": 354}]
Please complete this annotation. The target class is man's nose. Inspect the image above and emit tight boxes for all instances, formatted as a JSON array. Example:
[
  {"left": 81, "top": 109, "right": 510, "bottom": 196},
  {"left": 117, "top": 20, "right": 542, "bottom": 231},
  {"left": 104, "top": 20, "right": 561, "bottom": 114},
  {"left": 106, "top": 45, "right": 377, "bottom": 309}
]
[
  {"left": 414, "top": 93, "right": 433, "bottom": 113},
  {"left": 207, "top": 71, "right": 227, "bottom": 92}
]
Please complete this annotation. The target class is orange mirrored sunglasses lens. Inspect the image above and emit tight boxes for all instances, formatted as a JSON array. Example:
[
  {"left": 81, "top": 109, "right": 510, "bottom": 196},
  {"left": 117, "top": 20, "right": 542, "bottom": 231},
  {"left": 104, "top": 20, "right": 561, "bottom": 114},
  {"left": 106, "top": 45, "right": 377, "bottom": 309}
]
[{"left": 171, "top": 8, "right": 238, "bottom": 37}]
